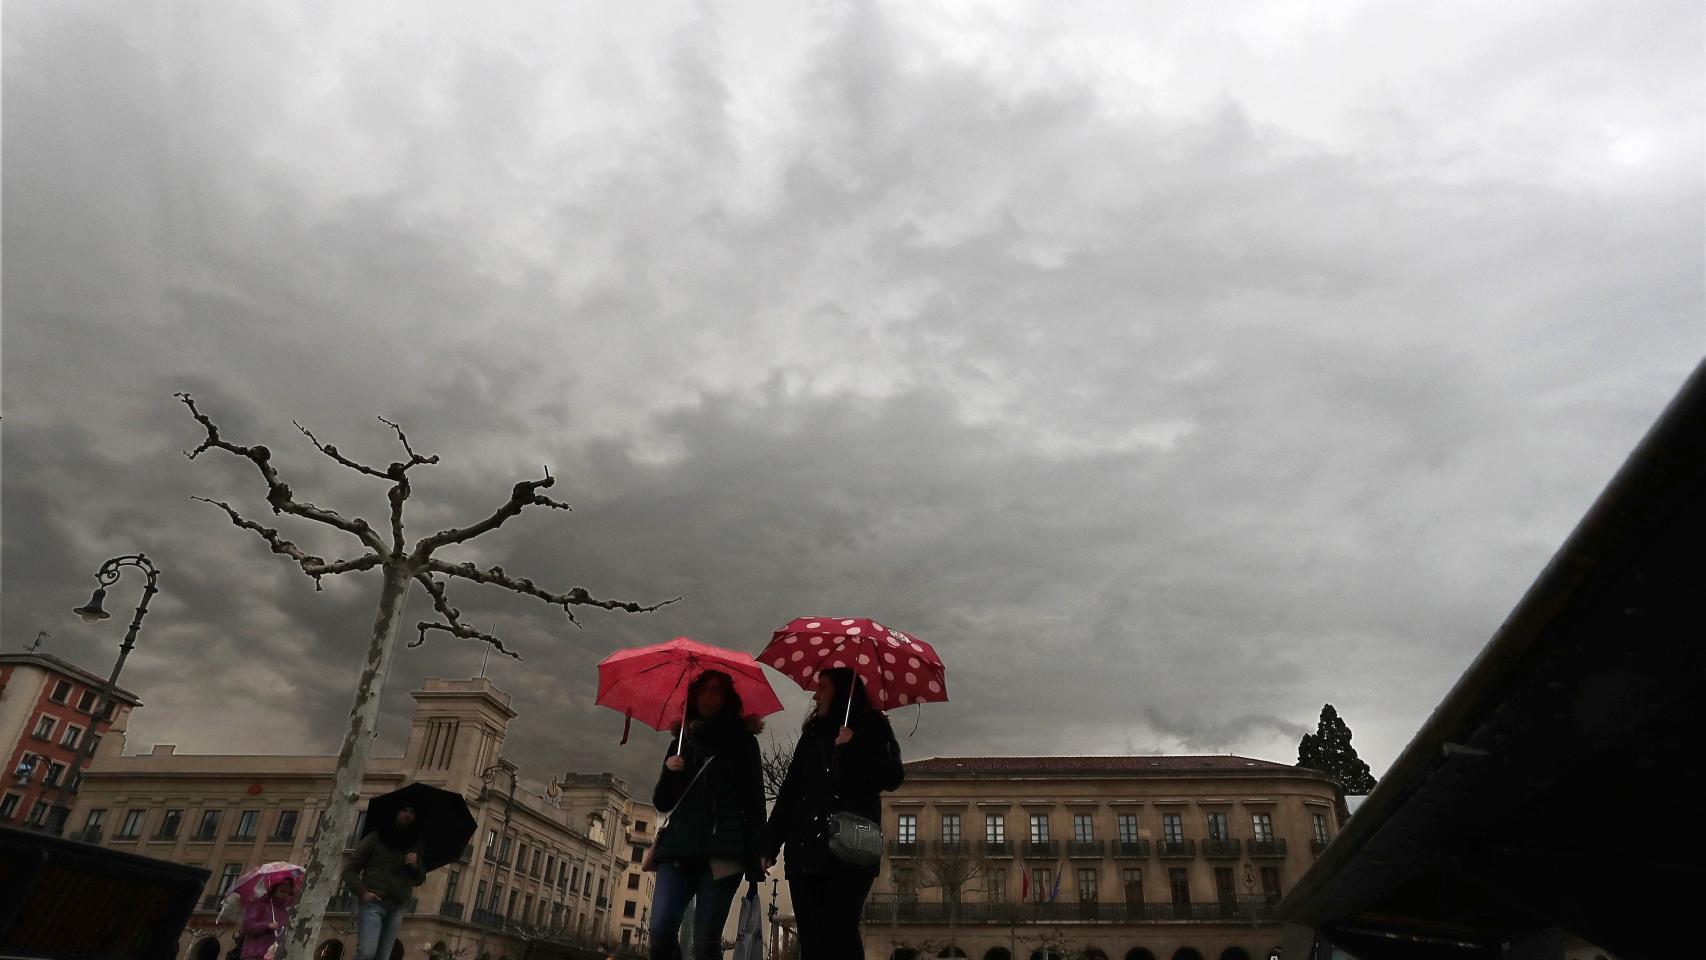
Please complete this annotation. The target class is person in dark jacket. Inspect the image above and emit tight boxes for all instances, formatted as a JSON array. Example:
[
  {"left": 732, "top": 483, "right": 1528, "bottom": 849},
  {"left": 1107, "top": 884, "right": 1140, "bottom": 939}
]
[
  {"left": 647, "top": 669, "right": 767, "bottom": 960},
  {"left": 343, "top": 806, "right": 427, "bottom": 960},
  {"left": 762, "top": 668, "right": 904, "bottom": 959}
]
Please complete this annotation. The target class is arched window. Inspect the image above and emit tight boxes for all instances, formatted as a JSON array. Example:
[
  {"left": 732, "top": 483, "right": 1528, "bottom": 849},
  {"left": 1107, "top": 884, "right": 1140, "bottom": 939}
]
[
  {"left": 1220, "top": 949, "right": 1253, "bottom": 960},
  {"left": 983, "top": 950, "right": 1014, "bottom": 960},
  {"left": 1029, "top": 952, "right": 1065, "bottom": 960},
  {"left": 315, "top": 942, "right": 345, "bottom": 960},
  {"left": 1126, "top": 950, "right": 1157, "bottom": 960},
  {"left": 890, "top": 950, "right": 920, "bottom": 960},
  {"left": 937, "top": 949, "right": 968, "bottom": 958},
  {"left": 1082, "top": 949, "right": 1110, "bottom": 960},
  {"left": 1173, "top": 949, "right": 1204, "bottom": 960},
  {"left": 190, "top": 938, "right": 222, "bottom": 960}
]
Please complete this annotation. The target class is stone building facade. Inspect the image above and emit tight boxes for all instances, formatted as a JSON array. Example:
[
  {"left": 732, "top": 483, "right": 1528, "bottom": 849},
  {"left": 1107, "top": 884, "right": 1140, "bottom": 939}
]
[
  {"left": 864, "top": 755, "right": 1345, "bottom": 960},
  {"left": 0, "top": 651, "right": 142, "bottom": 832},
  {"left": 67, "top": 676, "right": 652, "bottom": 960}
]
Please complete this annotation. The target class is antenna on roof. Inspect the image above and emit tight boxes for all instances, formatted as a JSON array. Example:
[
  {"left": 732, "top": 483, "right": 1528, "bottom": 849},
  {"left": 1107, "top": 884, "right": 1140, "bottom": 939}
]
[{"left": 24, "top": 631, "right": 48, "bottom": 654}]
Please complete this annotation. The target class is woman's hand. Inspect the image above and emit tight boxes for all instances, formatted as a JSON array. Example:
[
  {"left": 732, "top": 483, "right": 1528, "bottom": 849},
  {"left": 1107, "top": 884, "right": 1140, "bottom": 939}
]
[
  {"left": 361, "top": 891, "right": 380, "bottom": 903},
  {"left": 835, "top": 727, "right": 854, "bottom": 747},
  {"left": 665, "top": 755, "right": 686, "bottom": 772},
  {"left": 404, "top": 852, "right": 418, "bottom": 867}
]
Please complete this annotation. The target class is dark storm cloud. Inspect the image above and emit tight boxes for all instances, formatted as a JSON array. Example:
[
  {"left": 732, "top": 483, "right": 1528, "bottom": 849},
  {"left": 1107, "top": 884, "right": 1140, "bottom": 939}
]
[{"left": 4, "top": 0, "right": 1701, "bottom": 789}]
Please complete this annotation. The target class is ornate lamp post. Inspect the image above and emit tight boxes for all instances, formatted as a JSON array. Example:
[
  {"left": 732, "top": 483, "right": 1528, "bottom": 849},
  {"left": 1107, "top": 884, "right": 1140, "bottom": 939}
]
[
  {"left": 475, "top": 760, "right": 519, "bottom": 957},
  {"left": 53, "top": 553, "right": 159, "bottom": 834}
]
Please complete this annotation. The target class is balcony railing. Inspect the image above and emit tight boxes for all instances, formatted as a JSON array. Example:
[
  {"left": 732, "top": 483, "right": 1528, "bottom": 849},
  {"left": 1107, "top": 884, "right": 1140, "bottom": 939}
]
[
  {"left": 472, "top": 907, "right": 504, "bottom": 927},
  {"left": 1067, "top": 840, "right": 1104, "bottom": 858},
  {"left": 1157, "top": 839, "right": 1196, "bottom": 859},
  {"left": 1113, "top": 839, "right": 1151, "bottom": 858},
  {"left": 1022, "top": 841, "right": 1059, "bottom": 859},
  {"left": 190, "top": 828, "right": 219, "bottom": 842},
  {"left": 438, "top": 900, "right": 466, "bottom": 920},
  {"left": 1203, "top": 838, "right": 1241, "bottom": 859},
  {"left": 937, "top": 840, "right": 967, "bottom": 856},
  {"left": 890, "top": 840, "right": 920, "bottom": 857},
  {"left": 199, "top": 894, "right": 225, "bottom": 912},
  {"left": 154, "top": 829, "right": 180, "bottom": 842},
  {"left": 267, "top": 831, "right": 296, "bottom": 844},
  {"left": 983, "top": 840, "right": 1012, "bottom": 857},
  {"left": 326, "top": 895, "right": 356, "bottom": 914},
  {"left": 1310, "top": 837, "right": 1330, "bottom": 855},
  {"left": 78, "top": 827, "right": 103, "bottom": 844},
  {"left": 866, "top": 895, "right": 1278, "bottom": 924},
  {"left": 1248, "top": 838, "right": 1287, "bottom": 858},
  {"left": 595, "top": 896, "right": 609, "bottom": 910}
]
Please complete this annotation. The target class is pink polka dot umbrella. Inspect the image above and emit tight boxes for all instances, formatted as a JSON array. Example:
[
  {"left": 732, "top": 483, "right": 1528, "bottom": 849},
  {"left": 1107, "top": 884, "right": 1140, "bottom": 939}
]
[{"left": 758, "top": 617, "right": 948, "bottom": 719}]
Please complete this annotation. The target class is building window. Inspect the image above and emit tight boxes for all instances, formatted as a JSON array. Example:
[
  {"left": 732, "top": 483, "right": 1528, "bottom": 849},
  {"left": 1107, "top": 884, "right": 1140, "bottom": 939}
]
[
  {"left": 1122, "top": 868, "right": 1143, "bottom": 904},
  {"left": 985, "top": 814, "right": 1005, "bottom": 844},
  {"left": 1260, "top": 866, "right": 1282, "bottom": 903},
  {"left": 1251, "top": 813, "right": 1274, "bottom": 842},
  {"left": 627, "top": 873, "right": 641, "bottom": 890},
  {"left": 597, "top": 876, "right": 607, "bottom": 898},
  {"left": 570, "top": 864, "right": 580, "bottom": 892},
  {"left": 498, "top": 835, "right": 512, "bottom": 864},
  {"left": 490, "top": 884, "right": 504, "bottom": 912},
  {"left": 507, "top": 890, "right": 519, "bottom": 918},
  {"left": 484, "top": 829, "right": 498, "bottom": 860},
  {"left": 1168, "top": 867, "right": 1190, "bottom": 906},
  {"left": 1, "top": 793, "right": 24, "bottom": 821},
  {"left": 896, "top": 814, "right": 917, "bottom": 845},
  {"left": 524, "top": 895, "right": 534, "bottom": 922},
  {"left": 26, "top": 801, "right": 50, "bottom": 826},
  {"left": 117, "top": 809, "right": 146, "bottom": 839},
  {"left": 13, "top": 754, "right": 39, "bottom": 782},
  {"left": 43, "top": 761, "right": 66, "bottom": 788},
  {"left": 84, "top": 808, "right": 107, "bottom": 832},
  {"left": 516, "top": 841, "right": 528, "bottom": 869},
  {"left": 1029, "top": 868, "right": 1049, "bottom": 902},
  {"left": 84, "top": 734, "right": 102, "bottom": 758},
  {"left": 77, "top": 689, "right": 98, "bottom": 713},
  {"left": 623, "top": 900, "right": 636, "bottom": 918},
  {"left": 32, "top": 716, "right": 56, "bottom": 740},
  {"left": 546, "top": 855, "right": 557, "bottom": 881},
  {"left": 50, "top": 680, "right": 73, "bottom": 704},
  {"left": 1311, "top": 812, "right": 1329, "bottom": 845},
  {"left": 1117, "top": 814, "right": 1138, "bottom": 844},
  {"left": 59, "top": 725, "right": 83, "bottom": 750},
  {"left": 194, "top": 810, "right": 222, "bottom": 840},
  {"left": 475, "top": 879, "right": 488, "bottom": 912},
  {"left": 941, "top": 813, "right": 961, "bottom": 845},
  {"left": 158, "top": 809, "right": 184, "bottom": 840},
  {"left": 1073, "top": 814, "right": 1095, "bottom": 842},
  {"left": 1162, "top": 814, "right": 1183, "bottom": 843},
  {"left": 217, "top": 863, "right": 243, "bottom": 896},
  {"left": 1206, "top": 812, "right": 1228, "bottom": 840},
  {"left": 634, "top": 819, "right": 649, "bottom": 834},
  {"left": 989, "top": 867, "right": 1007, "bottom": 900},
  {"left": 233, "top": 810, "right": 260, "bottom": 839},
  {"left": 532, "top": 849, "right": 543, "bottom": 877},
  {"left": 1077, "top": 868, "right": 1098, "bottom": 902},
  {"left": 272, "top": 810, "right": 300, "bottom": 842},
  {"left": 1029, "top": 814, "right": 1050, "bottom": 844}
]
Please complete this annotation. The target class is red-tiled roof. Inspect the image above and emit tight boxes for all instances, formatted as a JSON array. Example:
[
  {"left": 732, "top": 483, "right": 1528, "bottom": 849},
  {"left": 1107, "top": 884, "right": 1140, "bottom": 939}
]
[{"left": 903, "top": 755, "right": 1303, "bottom": 776}]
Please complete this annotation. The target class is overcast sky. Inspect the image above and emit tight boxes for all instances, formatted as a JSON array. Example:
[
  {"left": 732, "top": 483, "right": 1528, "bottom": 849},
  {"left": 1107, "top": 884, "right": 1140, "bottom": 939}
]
[{"left": 3, "top": 0, "right": 1701, "bottom": 792}]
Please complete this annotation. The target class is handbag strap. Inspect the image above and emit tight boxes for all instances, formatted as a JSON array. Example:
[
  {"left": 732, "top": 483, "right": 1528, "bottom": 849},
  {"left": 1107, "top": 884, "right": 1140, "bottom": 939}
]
[{"left": 658, "top": 755, "right": 715, "bottom": 830}]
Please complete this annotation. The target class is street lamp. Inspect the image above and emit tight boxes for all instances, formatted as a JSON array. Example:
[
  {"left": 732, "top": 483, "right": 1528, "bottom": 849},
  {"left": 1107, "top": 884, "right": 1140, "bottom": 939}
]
[{"left": 54, "top": 553, "right": 159, "bottom": 835}]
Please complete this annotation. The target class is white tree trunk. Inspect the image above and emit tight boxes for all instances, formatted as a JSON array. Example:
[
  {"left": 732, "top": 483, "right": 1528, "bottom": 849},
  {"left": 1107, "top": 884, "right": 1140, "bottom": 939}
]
[{"left": 279, "top": 565, "right": 412, "bottom": 959}]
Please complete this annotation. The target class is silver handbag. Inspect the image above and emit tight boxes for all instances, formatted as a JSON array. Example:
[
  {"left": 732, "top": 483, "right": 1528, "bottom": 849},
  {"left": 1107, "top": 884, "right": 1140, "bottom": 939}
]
[{"left": 825, "top": 811, "right": 884, "bottom": 867}]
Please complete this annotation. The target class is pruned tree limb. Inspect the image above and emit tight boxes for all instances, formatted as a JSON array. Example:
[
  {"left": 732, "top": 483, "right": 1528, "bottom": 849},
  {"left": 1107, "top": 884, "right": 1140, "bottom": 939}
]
[
  {"left": 293, "top": 420, "right": 392, "bottom": 480},
  {"left": 423, "top": 557, "right": 678, "bottom": 625},
  {"left": 192, "top": 497, "right": 383, "bottom": 588},
  {"left": 409, "top": 572, "right": 521, "bottom": 659},
  {"left": 412, "top": 468, "right": 570, "bottom": 558},
  {"left": 377, "top": 416, "right": 437, "bottom": 469},
  {"left": 178, "top": 393, "right": 388, "bottom": 554}
]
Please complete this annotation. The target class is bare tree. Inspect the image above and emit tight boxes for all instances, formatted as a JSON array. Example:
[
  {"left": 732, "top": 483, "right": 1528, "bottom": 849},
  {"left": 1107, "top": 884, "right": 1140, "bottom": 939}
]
[
  {"left": 913, "top": 839, "right": 989, "bottom": 957},
  {"left": 177, "top": 394, "right": 673, "bottom": 958},
  {"left": 760, "top": 732, "right": 797, "bottom": 803}
]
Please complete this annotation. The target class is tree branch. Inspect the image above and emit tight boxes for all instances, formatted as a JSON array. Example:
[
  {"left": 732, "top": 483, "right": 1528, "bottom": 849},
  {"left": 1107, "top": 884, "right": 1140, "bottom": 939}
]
[
  {"left": 177, "top": 393, "right": 388, "bottom": 554},
  {"left": 192, "top": 497, "right": 384, "bottom": 588},
  {"left": 377, "top": 416, "right": 438, "bottom": 469},
  {"left": 293, "top": 421, "right": 391, "bottom": 480},
  {"left": 423, "top": 558, "right": 678, "bottom": 626},
  {"left": 412, "top": 468, "right": 571, "bottom": 558},
  {"left": 408, "top": 573, "right": 521, "bottom": 660}
]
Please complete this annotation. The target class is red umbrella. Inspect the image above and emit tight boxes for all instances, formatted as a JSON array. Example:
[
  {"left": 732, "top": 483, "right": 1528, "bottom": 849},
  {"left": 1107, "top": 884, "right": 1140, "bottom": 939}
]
[
  {"left": 596, "top": 636, "right": 785, "bottom": 749},
  {"left": 758, "top": 617, "right": 948, "bottom": 718}
]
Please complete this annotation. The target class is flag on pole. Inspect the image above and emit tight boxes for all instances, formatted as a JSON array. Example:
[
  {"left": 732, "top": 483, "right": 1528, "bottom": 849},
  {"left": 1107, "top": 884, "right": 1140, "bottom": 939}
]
[
  {"left": 1021, "top": 870, "right": 1030, "bottom": 902},
  {"left": 1049, "top": 864, "right": 1063, "bottom": 902}
]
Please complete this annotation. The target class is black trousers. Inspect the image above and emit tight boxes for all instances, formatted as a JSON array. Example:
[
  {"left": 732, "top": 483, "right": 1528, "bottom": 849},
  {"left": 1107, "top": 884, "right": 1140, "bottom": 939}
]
[{"left": 789, "top": 871, "right": 875, "bottom": 960}]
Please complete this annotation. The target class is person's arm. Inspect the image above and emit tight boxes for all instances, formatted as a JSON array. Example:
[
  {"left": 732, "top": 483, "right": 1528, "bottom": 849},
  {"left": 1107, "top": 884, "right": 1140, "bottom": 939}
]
[
  {"left": 239, "top": 904, "right": 271, "bottom": 937},
  {"left": 837, "top": 714, "right": 905, "bottom": 792},
  {"left": 651, "top": 736, "right": 687, "bottom": 813},
  {"left": 341, "top": 832, "right": 376, "bottom": 899},
  {"left": 742, "top": 735, "right": 767, "bottom": 875},
  {"left": 761, "top": 736, "right": 810, "bottom": 861},
  {"left": 407, "top": 842, "right": 428, "bottom": 886}
]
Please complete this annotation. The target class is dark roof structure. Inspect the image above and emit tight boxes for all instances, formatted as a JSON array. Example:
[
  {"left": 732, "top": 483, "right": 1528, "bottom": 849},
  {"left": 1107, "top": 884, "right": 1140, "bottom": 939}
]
[
  {"left": 905, "top": 755, "right": 1307, "bottom": 777},
  {"left": 1276, "top": 358, "right": 1706, "bottom": 960}
]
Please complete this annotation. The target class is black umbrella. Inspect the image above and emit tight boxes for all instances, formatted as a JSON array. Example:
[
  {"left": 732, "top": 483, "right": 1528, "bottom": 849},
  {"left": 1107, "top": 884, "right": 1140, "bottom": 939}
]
[{"left": 361, "top": 782, "right": 478, "bottom": 872}]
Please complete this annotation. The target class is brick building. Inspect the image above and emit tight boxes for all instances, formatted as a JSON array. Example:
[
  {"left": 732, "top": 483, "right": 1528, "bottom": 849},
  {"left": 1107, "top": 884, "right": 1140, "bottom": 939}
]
[{"left": 0, "top": 651, "right": 141, "bottom": 831}]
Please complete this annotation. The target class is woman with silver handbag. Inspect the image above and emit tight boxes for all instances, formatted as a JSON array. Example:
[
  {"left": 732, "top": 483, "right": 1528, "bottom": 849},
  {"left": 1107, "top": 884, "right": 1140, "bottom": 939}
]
[{"left": 762, "top": 667, "right": 905, "bottom": 959}]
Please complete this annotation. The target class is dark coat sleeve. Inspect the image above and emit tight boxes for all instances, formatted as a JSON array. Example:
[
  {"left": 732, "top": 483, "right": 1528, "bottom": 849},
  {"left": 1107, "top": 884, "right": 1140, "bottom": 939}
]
[
  {"left": 837, "top": 713, "right": 904, "bottom": 792},
  {"left": 651, "top": 735, "right": 688, "bottom": 813},
  {"left": 761, "top": 734, "right": 812, "bottom": 861},
  {"left": 742, "top": 734, "right": 767, "bottom": 872}
]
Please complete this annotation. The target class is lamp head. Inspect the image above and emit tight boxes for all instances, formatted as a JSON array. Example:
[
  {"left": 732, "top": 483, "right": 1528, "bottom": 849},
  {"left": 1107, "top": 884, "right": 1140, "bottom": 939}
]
[{"left": 73, "top": 588, "right": 111, "bottom": 623}]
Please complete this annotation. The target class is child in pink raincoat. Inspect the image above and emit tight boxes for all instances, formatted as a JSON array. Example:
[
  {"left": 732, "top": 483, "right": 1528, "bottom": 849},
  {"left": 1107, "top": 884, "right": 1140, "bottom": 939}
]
[{"left": 239, "top": 878, "right": 296, "bottom": 959}]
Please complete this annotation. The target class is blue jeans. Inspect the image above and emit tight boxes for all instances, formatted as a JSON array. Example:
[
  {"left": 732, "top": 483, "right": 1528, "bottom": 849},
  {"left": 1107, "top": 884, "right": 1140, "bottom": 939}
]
[
  {"left": 648, "top": 861, "right": 742, "bottom": 960},
  {"left": 355, "top": 900, "right": 407, "bottom": 960}
]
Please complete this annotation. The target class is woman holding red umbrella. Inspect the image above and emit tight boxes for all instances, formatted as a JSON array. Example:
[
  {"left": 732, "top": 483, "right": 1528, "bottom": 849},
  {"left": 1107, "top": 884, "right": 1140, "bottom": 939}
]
[
  {"left": 646, "top": 670, "right": 768, "bottom": 960},
  {"left": 762, "top": 667, "right": 905, "bottom": 959}
]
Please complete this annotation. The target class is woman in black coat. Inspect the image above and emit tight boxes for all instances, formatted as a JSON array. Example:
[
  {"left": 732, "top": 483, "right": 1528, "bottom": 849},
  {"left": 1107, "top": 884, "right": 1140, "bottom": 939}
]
[
  {"left": 647, "top": 670, "right": 766, "bottom": 960},
  {"left": 762, "top": 667, "right": 905, "bottom": 959}
]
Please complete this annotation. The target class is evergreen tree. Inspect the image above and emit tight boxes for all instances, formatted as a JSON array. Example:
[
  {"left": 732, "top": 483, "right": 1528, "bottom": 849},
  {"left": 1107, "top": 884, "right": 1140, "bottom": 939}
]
[{"left": 1297, "top": 703, "right": 1377, "bottom": 795}]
